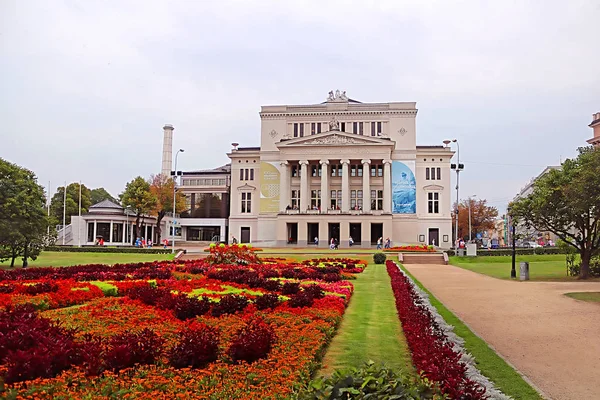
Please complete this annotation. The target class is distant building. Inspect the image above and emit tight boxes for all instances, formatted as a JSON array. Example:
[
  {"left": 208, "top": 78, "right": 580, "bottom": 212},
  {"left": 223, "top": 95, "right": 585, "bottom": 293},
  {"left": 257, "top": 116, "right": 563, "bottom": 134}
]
[{"left": 587, "top": 112, "right": 600, "bottom": 147}]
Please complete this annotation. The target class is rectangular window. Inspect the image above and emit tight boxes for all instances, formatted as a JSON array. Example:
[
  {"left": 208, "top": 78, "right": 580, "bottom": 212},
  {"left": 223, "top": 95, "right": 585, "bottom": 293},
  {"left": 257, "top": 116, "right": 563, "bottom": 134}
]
[
  {"left": 426, "top": 167, "right": 430, "bottom": 180},
  {"left": 351, "top": 165, "right": 356, "bottom": 177},
  {"left": 330, "top": 165, "right": 336, "bottom": 177},
  {"left": 371, "top": 190, "right": 384, "bottom": 210},
  {"left": 317, "top": 123, "right": 322, "bottom": 133},
  {"left": 244, "top": 169, "right": 249, "bottom": 181},
  {"left": 341, "top": 122, "right": 346, "bottom": 132},
  {"left": 330, "top": 190, "right": 342, "bottom": 209},
  {"left": 353, "top": 122, "right": 357, "bottom": 134},
  {"left": 241, "top": 192, "right": 252, "bottom": 213},
  {"left": 371, "top": 165, "right": 376, "bottom": 177},
  {"left": 318, "top": 165, "right": 322, "bottom": 177},
  {"left": 291, "top": 190, "right": 300, "bottom": 209},
  {"left": 377, "top": 165, "right": 383, "bottom": 177},
  {"left": 87, "top": 222, "right": 94, "bottom": 242},
  {"left": 112, "top": 223, "right": 123, "bottom": 243},
  {"left": 428, "top": 192, "right": 439, "bottom": 214},
  {"left": 311, "top": 165, "right": 318, "bottom": 177},
  {"left": 310, "top": 190, "right": 321, "bottom": 208},
  {"left": 436, "top": 167, "right": 441, "bottom": 180},
  {"left": 291, "top": 166, "right": 298, "bottom": 177},
  {"left": 358, "top": 165, "right": 363, "bottom": 177},
  {"left": 299, "top": 123, "right": 304, "bottom": 137},
  {"left": 359, "top": 122, "right": 364, "bottom": 135},
  {"left": 377, "top": 121, "right": 382, "bottom": 135},
  {"left": 371, "top": 122, "right": 376, "bottom": 136},
  {"left": 293, "top": 123, "right": 298, "bottom": 138},
  {"left": 311, "top": 122, "right": 316, "bottom": 135},
  {"left": 239, "top": 169, "right": 244, "bottom": 181},
  {"left": 250, "top": 169, "right": 254, "bottom": 180},
  {"left": 337, "top": 164, "right": 343, "bottom": 177}
]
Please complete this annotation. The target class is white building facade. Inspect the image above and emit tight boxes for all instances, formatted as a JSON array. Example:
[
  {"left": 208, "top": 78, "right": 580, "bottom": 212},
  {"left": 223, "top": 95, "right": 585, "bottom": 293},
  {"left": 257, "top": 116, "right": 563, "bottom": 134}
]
[{"left": 227, "top": 91, "right": 454, "bottom": 248}]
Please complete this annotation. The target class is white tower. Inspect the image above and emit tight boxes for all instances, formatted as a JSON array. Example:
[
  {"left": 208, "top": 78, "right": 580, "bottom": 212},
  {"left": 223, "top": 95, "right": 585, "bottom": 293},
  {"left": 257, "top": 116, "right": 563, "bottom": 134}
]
[{"left": 161, "top": 124, "right": 174, "bottom": 177}]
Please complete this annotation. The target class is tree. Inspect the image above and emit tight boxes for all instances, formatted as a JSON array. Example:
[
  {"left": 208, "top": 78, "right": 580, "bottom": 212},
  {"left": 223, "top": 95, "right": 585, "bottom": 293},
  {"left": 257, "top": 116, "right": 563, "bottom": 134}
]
[
  {"left": 452, "top": 198, "right": 498, "bottom": 241},
  {"left": 120, "top": 176, "right": 157, "bottom": 242},
  {"left": 149, "top": 174, "right": 186, "bottom": 242},
  {"left": 0, "top": 158, "right": 50, "bottom": 267},
  {"left": 510, "top": 147, "right": 600, "bottom": 279},
  {"left": 50, "top": 183, "right": 92, "bottom": 225},
  {"left": 90, "top": 187, "right": 117, "bottom": 205}
]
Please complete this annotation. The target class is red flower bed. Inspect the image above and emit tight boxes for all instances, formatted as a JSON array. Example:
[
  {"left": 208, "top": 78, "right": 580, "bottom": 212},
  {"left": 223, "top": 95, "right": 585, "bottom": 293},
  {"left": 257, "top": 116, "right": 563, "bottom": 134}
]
[
  {"left": 385, "top": 261, "right": 487, "bottom": 399},
  {"left": 384, "top": 245, "right": 436, "bottom": 252}
]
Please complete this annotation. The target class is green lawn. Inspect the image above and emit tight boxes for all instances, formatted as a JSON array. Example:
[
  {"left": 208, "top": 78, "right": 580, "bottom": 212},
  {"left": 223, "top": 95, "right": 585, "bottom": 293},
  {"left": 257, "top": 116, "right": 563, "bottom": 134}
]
[
  {"left": 564, "top": 292, "right": 600, "bottom": 303},
  {"left": 0, "top": 251, "right": 174, "bottom": 268},
  {"left": 400, "top": 265, "right": 543, "bottom": 400},
  {"left": 319, "top": 263, "right": 414, "bottom": 376},
  {"left": 450, "top": 254, "right": 573, "bottom": 281}
]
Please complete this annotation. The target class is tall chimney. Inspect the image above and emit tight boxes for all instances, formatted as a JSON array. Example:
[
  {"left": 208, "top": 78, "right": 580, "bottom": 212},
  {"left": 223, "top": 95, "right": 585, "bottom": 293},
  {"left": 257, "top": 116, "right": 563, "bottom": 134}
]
[{"left": 162, "top": 124, "right": 174, "bottom": 177}]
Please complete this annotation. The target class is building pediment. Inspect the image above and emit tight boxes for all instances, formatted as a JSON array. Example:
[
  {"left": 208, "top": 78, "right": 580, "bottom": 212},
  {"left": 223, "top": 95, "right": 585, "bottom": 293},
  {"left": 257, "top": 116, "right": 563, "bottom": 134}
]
[
  {"left": 277, "top": 131, "right": 394, "bottom": 148},
  {"left": 423, "top": 184, "right": 444, "bottom": 191},
  {"left": 237, "top": 183, "right": 256, "bottom": 191}
]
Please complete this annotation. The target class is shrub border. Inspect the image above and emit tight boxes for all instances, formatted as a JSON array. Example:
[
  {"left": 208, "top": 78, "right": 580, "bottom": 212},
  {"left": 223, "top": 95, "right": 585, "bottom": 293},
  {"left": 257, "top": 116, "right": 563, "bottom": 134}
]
[
  {"left": 446, "top": 247, "right": 566, "bottom": 257},
  {"left": 45, "top": 246, "right": 174, "bottom": 254}
]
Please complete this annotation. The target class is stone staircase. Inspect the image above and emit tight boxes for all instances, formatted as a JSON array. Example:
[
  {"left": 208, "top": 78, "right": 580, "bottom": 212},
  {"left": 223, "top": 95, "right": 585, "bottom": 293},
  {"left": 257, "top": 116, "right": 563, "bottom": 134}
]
[{"left": 400, "top": 252, "right": 447, "bottom": 265}]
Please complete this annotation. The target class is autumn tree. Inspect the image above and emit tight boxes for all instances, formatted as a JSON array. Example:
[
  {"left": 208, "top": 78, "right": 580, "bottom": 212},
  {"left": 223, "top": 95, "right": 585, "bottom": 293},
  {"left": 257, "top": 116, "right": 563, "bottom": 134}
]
[
  {"left": 90, "top": 187, "right": 117, "bottom": 204},
  {"left": 50, "top": 183, "right": 92, "bottom": 225},
  {"left": 451, "top": 198, "right": 498, "bottom": 241},
  {"left": 149, "top": 174, "right": 186, "bottom": 241},
  {"left": 120, "top": 176, "right": 157, "bottom": 241},
  {"left": 510, "top": 146, "right": 600, "bottom": 279},
  {"left": 0, "top": 158, "right": 50, "bottom": 267}
]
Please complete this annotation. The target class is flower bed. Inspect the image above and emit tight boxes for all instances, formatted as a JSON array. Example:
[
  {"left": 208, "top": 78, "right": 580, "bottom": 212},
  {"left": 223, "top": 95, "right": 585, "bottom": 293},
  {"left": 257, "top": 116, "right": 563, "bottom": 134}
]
[
  {"left": 384, "top": 245, "right": 436, "bottom": 252},
  {"left": 385, "top": 260, "right": 510, "bottom": 400},
  {"left": 0, "top": 255, "right": 364, "bottom": 399}
]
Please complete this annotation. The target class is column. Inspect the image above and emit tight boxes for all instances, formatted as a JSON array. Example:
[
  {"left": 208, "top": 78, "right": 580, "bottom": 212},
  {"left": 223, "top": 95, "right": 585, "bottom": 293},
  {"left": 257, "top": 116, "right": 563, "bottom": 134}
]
[
  {"left": 122, "top": 222, "right": 126, "bottom": 244},
  {"left": 318, "top": 221, "right": 329, "bottom": 248},
  {"left": 109, "top": 221, "right": 114, "bottom": 243},
  {"left": 361, "top": 159, "right": 371, "bottom": 212},
  {"left": 279, "top": 161, "right": 289, "bottom": 211},
  {"left": 383, "top": 159, "right": 392, "bottom": 213},
  {"left": 320, "top": 160, "right": 329, "bottom": 212},
  {"left": 341, "top": 159, "right": 350, "bottom": 212},
  {"left": 299, "top": 160, "right": 309, "bottom": 211},
  {"left": 340, "top": 222, "right": 350, "bottom": 248},
  {"left": 93, "top": 221, "right": 97, "bottom": 242}
]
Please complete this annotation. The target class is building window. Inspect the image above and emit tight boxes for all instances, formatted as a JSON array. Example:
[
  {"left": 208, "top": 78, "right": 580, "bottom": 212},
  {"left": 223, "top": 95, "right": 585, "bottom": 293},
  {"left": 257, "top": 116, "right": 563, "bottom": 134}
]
[
  {"left": 359, "top": 122, "right": 364, "bottom": 135},
  {"left": 293, "top": 123, "right": 298, "bottom": 138},
  {"left": 377, "top": 165, "right": 383, "bottom": 177},
  {"left": 291, "top": 190, "right": 300, "bottom": 209},
  {"left": 357, "top": 165, "right": 363, "bottom": 177},
  {"left": 428, "top": 192, "right": 439, "bottom": 213},
  {"left": 426, "top": 167, "right": 441, "bottom": 180},
  {"left": 371, "top": 190, "right": 384, "bottom": 210},
  {"left": 330, "top": 190, "right": 342, "bottom": 209},
  {"left": 371, "top": 122, "right": 376, "bottom": 136},
  {"left": 87, "top": 222, "right": 94, "bottom": 242},
  {"left": 371, "top": 165, "right": 377, "bottom": 177},
  {"left": 244, "top": 169, "right": 249, "bottom": 181},
  {"left": 350, "top": 190, "right": 363, "bottom": 210},
  {"left": 291, "top": 165, "right": 299, "bottom": 177},
  {"left": 377, "top": 121, "right": 382, "bottom": 135},
  {"left": 239, "top": 169, "right": 244, "bottom": 180},
  {"left": 353, "top": 122, "right": 357, "bottom": 134},
  {"left": 311, "top": 122, "right": 316, "bottom": 135},
  {"left": 436, "top": 167, "right": 441, "bottom": 180},
  {"left": 250, "top": 169, "right": 254, "bottom": 180},
  {"left": 241, "top": 192, "right": 252, "bottom": 213},
  {"left": 310, "top": 190, "right": 321, "bottom": 208},
  {"left": 351, "top": 165, "right": 357, "bottom": 177},
  {"left": 311, "top": 164, "right": 318, "bottom": 177},
  {"left": 318, "top": 123, "right": 323, "bottom": 133},
  {"left": 341, "top": 122, "right": 346, "bottom": 132},
  {"left": 299, "top": 123, "right": 304, "bottom": 137},
  {"left": 426, "top": 167, "right": 430, "bottom": 180},
  {"left": 331, "top": 164, "right": 340, "bottom": 177}
]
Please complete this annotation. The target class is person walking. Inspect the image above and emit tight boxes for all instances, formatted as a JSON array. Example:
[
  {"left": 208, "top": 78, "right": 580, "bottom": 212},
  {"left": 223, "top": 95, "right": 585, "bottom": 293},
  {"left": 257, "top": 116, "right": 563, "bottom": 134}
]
[
  {"left": 349, "top": 236, "right": 354, "bottom": 247},
  {"left": 376, "top": 237, "right": 382, "bottom": 250}
]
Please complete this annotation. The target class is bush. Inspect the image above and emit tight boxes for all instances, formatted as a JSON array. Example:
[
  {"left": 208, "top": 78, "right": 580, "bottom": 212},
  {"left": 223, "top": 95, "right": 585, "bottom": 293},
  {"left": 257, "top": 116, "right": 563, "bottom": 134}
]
[
  {"left": 288, "top": 291, "right": 315, "bottom": 308},
  {"left": 104, "top": 328, "right": 165, "bottom": 372},
  {"left": 262, "top": 279, "right": 282, "bottom": 292},
  {"left": 255, "top": 294, "right": 281, "bottom": 310},
  {"left": 302, "top": 284, "right": 325, "bottom": 300},
  {"left": 300, "top": 361, "right": 440, "bottom": 399},
  {"left": 168, "top": 323, "right": 220, "bottom": 369},
  {"left": 210, "top": 294, "right": 249, "bottom": 317},
  {"left": 23, "top": 281, "right": 59, "bottom": 295},
  {"left": 228, "top": 318, "right": 276, "bottom": 363},
  {"left": 172, "top": 295, "right": 212, "bottom": 320},
  {"left": 373, "top": 252, "right": 387, "bottom": 264},
  {"left": 126, "top": 286, "right": 172, "bottom": 307},
  {"left": 281, "top": 281, "right": 301, "bottom": 295}
]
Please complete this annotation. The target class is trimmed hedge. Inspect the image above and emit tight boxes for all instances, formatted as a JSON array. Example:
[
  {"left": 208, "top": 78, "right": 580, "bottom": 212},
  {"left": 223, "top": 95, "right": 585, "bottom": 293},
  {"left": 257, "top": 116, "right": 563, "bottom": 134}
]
[
  {"left": 45, "top": 246, "right": 175, "bottom": 254},
  {"left": 446, "top": 247, "right": 567, "bottom": 257}
]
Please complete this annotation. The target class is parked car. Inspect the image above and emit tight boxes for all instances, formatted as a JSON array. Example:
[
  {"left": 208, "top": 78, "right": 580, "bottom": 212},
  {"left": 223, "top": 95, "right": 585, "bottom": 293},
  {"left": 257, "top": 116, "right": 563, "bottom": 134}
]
[{"left": 523, "top": 241, "right": 541, "bottom": 248}]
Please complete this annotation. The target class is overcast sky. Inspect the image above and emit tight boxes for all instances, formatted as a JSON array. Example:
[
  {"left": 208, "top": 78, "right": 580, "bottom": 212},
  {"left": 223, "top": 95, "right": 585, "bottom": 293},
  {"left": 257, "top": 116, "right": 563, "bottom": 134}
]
[{"left": 1, "top": 0, "right": 599, "bottom": 213}]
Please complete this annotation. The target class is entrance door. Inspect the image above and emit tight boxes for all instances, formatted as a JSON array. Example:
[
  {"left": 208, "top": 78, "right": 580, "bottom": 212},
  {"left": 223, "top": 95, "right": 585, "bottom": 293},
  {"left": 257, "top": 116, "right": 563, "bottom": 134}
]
[
  {"left": 328, "top": 223, "right": 340, "bottom": 243},
  {"left": 240, "top": 227, "right": 251, "bottom": 243},
  {"left": 371, "top": 223, "right": 383, "bottom": 245},
  {"left": 286, "top": 223, "right": 298, "bottom": 244},
  {"left": 307, "top": 223, "right": 319, "bottom": 245},
  {"left": 428, "top": 228, "right": 440, "bottom": 246},
  {"left": 349, "top": 223, "right": 361, "bottom": 244}
]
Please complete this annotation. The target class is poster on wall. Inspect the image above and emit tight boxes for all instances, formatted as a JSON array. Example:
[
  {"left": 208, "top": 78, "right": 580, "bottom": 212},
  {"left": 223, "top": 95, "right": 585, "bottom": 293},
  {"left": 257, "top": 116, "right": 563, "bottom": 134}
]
[
  {"left": 259, "top": 162, "right": 281, "bottom": 213},
  {"left": 392, "top": 161, "right": 416, "bottom": 213}
]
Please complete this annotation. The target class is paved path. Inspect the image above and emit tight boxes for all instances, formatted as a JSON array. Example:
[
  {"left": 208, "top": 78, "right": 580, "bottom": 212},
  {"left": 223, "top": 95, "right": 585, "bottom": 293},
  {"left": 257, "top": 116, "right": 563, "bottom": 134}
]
[{"left": 403, "top": 264, "right": 600, "bottom": 400}]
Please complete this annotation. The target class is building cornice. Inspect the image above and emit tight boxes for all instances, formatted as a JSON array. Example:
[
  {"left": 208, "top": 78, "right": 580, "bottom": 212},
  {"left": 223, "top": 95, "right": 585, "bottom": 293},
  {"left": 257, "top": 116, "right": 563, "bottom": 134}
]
[{"left": 260, "top": 110, "right": 418, "bottom": 119}]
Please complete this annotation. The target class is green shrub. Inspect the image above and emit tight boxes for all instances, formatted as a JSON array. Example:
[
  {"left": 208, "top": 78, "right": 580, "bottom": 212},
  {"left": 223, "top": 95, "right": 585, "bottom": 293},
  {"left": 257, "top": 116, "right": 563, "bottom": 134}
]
[
  {"left": 300, "top": 361, "right": 440, "bottom": 399},
  {"left": 90, "top": 281, "right": 119, "bottom": 297},
  {"left": 447, "top": 247, "right": 567, "bottom": 257},
  {"left": 373, "top": 253, "right": 387, "bottom": 264},
  {"left": 44, "top": 246, "right": 174, "bottom": 254}
]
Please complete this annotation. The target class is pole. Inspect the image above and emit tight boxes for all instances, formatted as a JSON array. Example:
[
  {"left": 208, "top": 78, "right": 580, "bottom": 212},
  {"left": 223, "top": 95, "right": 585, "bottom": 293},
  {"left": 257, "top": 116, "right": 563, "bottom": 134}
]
[
  {"left": 468, "top": 198, "right": 472, "bottom": 242},
  {"left": 454, "top": 140, "right": 460, "bottom": 247},
  {"left": 78, "top": 181, "right": 82, "bottom": 247},
  {"left": 511, "top": 218, "right": 517, "bottom": 278},
  {"left": 172, "top": 150, "right": 183, "bottom": 254},
  {"left": 62, "top": 181, "right": 66, "bottom": 245},
  {"left": 47, "top": 181, "right": 51, "bottom": 236}
]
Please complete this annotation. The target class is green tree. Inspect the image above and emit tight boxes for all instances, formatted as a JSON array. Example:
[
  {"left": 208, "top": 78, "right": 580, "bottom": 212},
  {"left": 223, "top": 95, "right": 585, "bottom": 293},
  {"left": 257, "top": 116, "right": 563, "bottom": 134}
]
[
  {"left": 149, "top": 174, "right": 186, "bottom": 242},
  {"left": 510, "top": 146, "right": 600, "bottom": 279},
  {"left": 90, "top": 187, "right": 117, "bottom": 205},
  {"left": 120, "top": 176, "right": 157, "bottom": 242},
  {"left": 50, "top": 183, "right": 92, "bottom": 225},
  {"left": 0, "top": 158, "right": 50, "bottom": 267}
]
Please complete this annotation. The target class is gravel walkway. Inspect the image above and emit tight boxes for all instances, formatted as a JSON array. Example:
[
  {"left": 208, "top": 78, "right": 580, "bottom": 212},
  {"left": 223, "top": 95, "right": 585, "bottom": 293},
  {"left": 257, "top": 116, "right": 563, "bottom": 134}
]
[{"left": 403, "top": 263, "right": 600, "bottom": 400}]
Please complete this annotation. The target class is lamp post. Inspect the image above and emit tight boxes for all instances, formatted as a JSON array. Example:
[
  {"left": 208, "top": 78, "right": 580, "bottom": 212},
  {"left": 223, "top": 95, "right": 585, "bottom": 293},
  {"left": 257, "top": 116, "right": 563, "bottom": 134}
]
[
  {"left": 125, "top": 206, "right": 132, "bottom": 245},
  {"left": 172, "top": 149, "right": 184, "bottom": 254},
  {"left": 468, "top": 194, "right": 477, "bottom": 242},
  {"left": 507, "top": 207, "right": 517, "bottom": 278},
  {"left": 444, "top": 139, "right": 463, "bottom": 247}
]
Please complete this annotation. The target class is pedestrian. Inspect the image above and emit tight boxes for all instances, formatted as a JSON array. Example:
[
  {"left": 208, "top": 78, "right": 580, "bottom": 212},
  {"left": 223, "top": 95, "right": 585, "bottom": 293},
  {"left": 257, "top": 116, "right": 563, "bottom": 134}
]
[
  {"left": 330, "top": 237, "right": 335, "bottom": 250},
  {"left": 384, "top": 238, "right": 391, "bottom": 249},
  {"left": 349, "top": 236, "right": 354, "bottom": 247},
  {"left": 314, "top": 236, "right": 319, "bottom": 245},
  {"left": 148, "top": 239, "right": 153, "bottom": 248},
  {"left": 163, "top": 239, "right": 168, "bottom": 249},
  {"left": 376, "top": 237, "right": 382, "bottom": 250}
]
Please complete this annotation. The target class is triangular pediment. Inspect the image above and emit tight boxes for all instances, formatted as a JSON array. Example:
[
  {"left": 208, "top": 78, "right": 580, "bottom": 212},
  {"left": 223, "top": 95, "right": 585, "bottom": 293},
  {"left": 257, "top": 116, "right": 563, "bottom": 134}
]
[
  {"left": 423, "top": 184, "right": 444, "bottom": 191},
  {"left": 237, "top": 183, "right": 256, "bottom": 191},
  {"left": 277, "top": 131, "right": 394, "bottom": 147}
]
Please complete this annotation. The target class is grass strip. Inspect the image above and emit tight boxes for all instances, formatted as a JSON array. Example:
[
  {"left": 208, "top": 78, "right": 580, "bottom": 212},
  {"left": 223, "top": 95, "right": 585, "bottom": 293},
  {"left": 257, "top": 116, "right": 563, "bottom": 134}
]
[
  {"left": 564, "top": 292, "right": 600, "bottom": 303},
  {"left": 319, "top": 264, "right": 414, "bottom": 376},
  {"left": 399, "top": 264, "right": 544, "bottom": 400}
]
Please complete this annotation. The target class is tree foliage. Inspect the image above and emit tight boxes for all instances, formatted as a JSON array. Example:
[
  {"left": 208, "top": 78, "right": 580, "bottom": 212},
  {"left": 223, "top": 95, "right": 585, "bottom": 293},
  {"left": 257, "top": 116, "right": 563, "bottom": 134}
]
[
  {"left": 120, "top": 177, "right": 157, "bottom": 241},
  {"left": 510, "top": 146, "right": 600, "bottom": 279},
  {"left": 90, "top": 187, "right": 117, "bottom": 205},
  {"left": 452, "top": 198, "right": 498, "bottom": 240},
  {"left": 0, "top": 158, "right": 50, "bottom": 267},
  {"left": 149, "top": 174, "right": 186, "bottom": 241},
  {"left": 50, "top": 183, "right": 92, "bottom": 225}
]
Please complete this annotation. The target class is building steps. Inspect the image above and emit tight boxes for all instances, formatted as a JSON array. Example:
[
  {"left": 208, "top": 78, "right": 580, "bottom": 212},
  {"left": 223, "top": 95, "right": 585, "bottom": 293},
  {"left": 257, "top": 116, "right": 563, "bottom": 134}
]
[{"left": 400, "top": 252, "right": 447, "bottom": 265}]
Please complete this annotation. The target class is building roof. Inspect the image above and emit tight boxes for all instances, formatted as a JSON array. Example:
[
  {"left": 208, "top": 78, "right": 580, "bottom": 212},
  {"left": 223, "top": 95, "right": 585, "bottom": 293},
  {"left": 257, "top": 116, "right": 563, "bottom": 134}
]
[
  {"left": 417, "top": 145, "right": 446, "bottom": 149},
  {"left": 237, "top": 147, "right": 261, "bottom": 151},
  {"left": 589, "top": 112, "right": 600, "bottom": 127},
  {"left": 181, "top": 164, "right": 231, "bottom": 175},
  {"left": 515, "top": 165, "right": 561, "bottom": 199},
  {"left": 89, "top": 199, "right": 123, "bottom": 210}
]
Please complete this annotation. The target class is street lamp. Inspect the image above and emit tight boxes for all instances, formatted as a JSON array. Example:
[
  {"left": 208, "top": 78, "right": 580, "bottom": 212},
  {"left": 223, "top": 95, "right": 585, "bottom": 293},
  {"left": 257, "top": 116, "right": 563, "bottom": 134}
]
[
  {"left": 125, "top": 206, "right": 132, "bottom": 245},
  {"left": 172, "top": 149, "right": 184, "bottom": 254},
  {"left": 444, "top": 139, "right": 464, "bottom": 247},
  {"left": 468, "top": 194, "right": 477, "bottom": 242},
  {"left": 507, "top": 207, "right": 517, "bottom": 279}
]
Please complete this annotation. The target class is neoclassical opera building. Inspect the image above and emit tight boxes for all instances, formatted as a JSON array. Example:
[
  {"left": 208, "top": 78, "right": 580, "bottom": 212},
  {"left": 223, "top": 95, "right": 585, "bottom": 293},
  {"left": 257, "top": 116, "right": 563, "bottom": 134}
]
[{"left": 227, "top": 91, "right": 454, "bottom": 248}]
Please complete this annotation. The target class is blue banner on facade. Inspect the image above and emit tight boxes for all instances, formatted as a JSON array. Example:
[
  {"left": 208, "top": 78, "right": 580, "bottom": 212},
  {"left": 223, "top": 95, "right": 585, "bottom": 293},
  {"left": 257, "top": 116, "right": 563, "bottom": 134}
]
[{"left": 392, "top": 161, "right": 416, "bottom": 214}]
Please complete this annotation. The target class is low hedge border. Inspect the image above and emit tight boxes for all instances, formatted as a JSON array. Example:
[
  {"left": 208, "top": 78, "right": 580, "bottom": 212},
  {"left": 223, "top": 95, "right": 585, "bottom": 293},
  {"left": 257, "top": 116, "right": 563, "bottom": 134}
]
[
  {"left": 45, "top": 246, "right": 175, "bottom": 254},
  {"left": 446, "top": 247, "right": 566, "bottom": 257}
]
